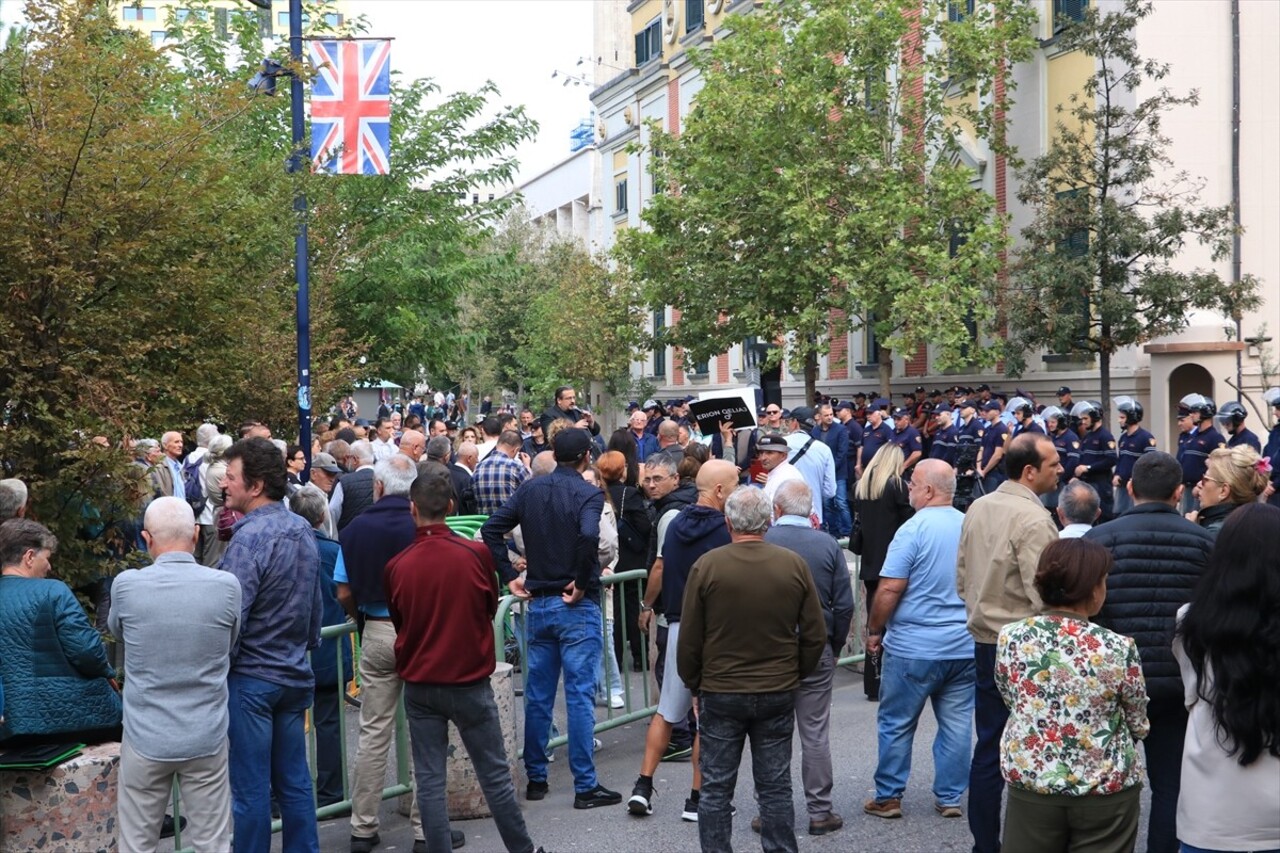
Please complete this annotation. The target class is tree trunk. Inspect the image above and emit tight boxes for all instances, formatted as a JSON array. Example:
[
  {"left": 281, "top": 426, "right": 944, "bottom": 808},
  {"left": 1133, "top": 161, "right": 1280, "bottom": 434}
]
[
  {"left": 1099, "top": 331, "right": 1111, "bottom": 425},
  {"left": 878, "top": 346, "right": 893, "bottom": 400},
  {"left": 804, "top": 350, "right": 818, "bottom": 405}
]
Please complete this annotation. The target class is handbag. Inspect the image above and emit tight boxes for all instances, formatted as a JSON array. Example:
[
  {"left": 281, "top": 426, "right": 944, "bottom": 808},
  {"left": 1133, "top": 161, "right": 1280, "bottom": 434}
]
[
  {"left": 849, "top": 513, "right": 864, "bottom": 555},
  {"left": 616, "top": 488, "right": 647, "bottom": 554}
]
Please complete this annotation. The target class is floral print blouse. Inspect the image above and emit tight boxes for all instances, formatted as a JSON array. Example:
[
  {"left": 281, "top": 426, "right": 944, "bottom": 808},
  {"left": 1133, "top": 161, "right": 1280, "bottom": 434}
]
[{"left": 996, "top": 612, "right": 1150, "bottom": 797}]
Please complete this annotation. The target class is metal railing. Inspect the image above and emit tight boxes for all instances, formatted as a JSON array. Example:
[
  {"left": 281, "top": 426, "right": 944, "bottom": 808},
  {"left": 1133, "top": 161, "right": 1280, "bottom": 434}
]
[{"left": 170, "top": 620, "right": 411, "bottom": 852}]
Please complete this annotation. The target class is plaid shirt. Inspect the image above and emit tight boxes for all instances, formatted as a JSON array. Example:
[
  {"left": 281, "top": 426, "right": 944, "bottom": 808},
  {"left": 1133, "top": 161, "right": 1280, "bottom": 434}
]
[{"left": 472, "top": 451, "right": 528, "bottom": 516}]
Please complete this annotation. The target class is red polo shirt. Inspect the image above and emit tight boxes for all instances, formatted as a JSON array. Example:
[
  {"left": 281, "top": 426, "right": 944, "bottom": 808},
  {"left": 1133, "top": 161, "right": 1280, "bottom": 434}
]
[{"left": 385, "top": 523, "right": 498, "bottom": 686}]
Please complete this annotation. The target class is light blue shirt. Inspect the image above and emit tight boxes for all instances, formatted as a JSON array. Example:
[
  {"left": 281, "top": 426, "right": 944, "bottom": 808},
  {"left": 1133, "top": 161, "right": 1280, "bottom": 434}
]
[
  {"left": 332, "top": 549, "right": 389, "bottom": 618},
  {"left": 784, "top": 433, "right": 837, "bottom": 525},
  {"left": 880, "top": 505, "right": 971, "bottom": 660},
  {"left": 168, "top": 457, "right": 186, "bottom": 501}
]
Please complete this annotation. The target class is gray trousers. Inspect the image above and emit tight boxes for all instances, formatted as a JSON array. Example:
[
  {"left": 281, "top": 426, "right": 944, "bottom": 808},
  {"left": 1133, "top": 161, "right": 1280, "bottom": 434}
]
[
  {"left": 118, "top": 738, "right": 232, "bottom": 853},
  {"left": 794, "top": 644, "right": 836, "bottom": 819}
]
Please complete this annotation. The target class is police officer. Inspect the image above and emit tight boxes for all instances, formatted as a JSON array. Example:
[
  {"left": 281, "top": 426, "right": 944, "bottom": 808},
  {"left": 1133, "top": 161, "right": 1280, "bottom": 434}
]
[
  {"left": 1262, "top": 387, "right": 1280, "bottom": 507},
  {"left": 1176, "top": 394, "right": 1227, "bottom": 514},
  {"left": 1071, "top": 400, "right": 1117, "bottom": 521},
  {"left": 1112, "top": 396, "right": 1156, "bottom": 516},
  {"left": 1216, "top": 401, "right": 1261, "bottom": 452},
  {"left": 856, "top": 400, "right": 893, "bottom": 478},
  {"left": 928, "top": 404, "right": 959, "bottom": 467},
  {"left": 889, "top": 406, "right": 924, "bottom": 474},
  {"left": 1057, "top": 386, "right": 1074, "bottom": 411},
  {"left": 1040, "top": 406, "right": 1081, "bottom": 516},
  {"left": 976, "top": 400, "right": 1009, "bottom": 494},
  {"left": 1007, "top": 398, "right": 1043, "bottom": 437}
]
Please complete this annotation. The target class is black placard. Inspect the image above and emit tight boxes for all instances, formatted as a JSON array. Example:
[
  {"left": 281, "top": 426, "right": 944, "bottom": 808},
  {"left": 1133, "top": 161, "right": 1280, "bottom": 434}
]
[{"left": 688, "top": 398, "right": 757, "bottom": 433}]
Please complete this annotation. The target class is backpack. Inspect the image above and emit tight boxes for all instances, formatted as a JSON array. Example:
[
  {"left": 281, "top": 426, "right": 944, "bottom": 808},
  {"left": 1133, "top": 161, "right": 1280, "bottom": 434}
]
[{"left": 182, "top": 455, "right": 206, "bottom": 514}]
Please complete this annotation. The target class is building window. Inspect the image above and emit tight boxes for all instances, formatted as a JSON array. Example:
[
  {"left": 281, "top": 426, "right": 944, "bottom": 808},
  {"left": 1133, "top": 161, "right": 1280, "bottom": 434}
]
[
  {"left": 214, "top": 7, "right": 228, "bottom": 38},
  {"left": 685, "top": 0, "right": 704, "bottom": 33},
  {"left": 615, "top": 178, "right": 629, "bottom": 214},
  {"left": 635, "top": 18, "right": 661, "bottom": 66},
  {"left": 653, "top": 311, "right": 666, "bottom": 379},
  {"left": 948, "top": 0, "right": 975, "bottom": 22},
  {"left": 123, "top": 6, "right": 157, "bottom": 22},
  {"left": 323, "top": 12, "right": 343, "bottom": 27},
  {"left": 865, "top": 313, "right": 880, "bottom": 366},
  {"left": 1053, "top": 0, "right": 1087, "bottom": 33},
  {"left": 277, "top": 11, "right": 311, "bottom": 28},
  {"left": 1054, "top": 189, "right": 1091, "bottom": 349},
  {"left": 150, "top": 30, "right": 165, "bottom": 45}
]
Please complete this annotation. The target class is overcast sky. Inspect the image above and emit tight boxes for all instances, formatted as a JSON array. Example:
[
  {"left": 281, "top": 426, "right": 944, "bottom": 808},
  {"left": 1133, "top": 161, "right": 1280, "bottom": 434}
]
[{"left": 355, "top": 0, "right": 596, "bottom": 185}]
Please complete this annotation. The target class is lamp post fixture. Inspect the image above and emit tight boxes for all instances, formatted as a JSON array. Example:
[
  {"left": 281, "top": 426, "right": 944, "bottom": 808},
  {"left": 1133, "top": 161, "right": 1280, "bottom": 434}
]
[{"left": 246, "top": 0, "right": 312, "bottom": 481}]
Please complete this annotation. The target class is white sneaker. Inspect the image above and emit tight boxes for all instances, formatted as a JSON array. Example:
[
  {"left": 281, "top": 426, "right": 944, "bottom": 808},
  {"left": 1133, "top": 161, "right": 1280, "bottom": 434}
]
[{"left": 610, "top": 694, "right": 625, "bottom": 709}]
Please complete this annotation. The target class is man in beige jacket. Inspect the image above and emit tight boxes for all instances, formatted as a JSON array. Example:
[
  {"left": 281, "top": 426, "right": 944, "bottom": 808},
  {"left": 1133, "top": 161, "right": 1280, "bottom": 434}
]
[{"left": 955, "top": 433, "right": 1061, "bottom": 853}]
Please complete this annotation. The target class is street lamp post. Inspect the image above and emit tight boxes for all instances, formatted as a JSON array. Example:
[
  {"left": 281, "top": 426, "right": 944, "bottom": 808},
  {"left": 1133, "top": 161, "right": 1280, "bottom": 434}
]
[{"left": 247, "top": 0, "right": 311, "bottom": 481}]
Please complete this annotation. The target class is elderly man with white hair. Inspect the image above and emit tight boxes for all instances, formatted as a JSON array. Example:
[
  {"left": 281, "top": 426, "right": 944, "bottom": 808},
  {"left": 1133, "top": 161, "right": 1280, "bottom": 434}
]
[
  {"left": 329, "top": 439, "right": 377, "bottom": 532},
  {"left": 0, "top": 478, "right": 28, "bottom": 521},
  {"left": 109, "top": 497, "right": 242, "bottom": 852}
]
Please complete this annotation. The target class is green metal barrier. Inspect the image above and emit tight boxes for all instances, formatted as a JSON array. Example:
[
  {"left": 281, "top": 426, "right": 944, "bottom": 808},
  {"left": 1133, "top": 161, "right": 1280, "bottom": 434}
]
[{"left": 170, "top": 621, "right": 410, "bottom": 852}]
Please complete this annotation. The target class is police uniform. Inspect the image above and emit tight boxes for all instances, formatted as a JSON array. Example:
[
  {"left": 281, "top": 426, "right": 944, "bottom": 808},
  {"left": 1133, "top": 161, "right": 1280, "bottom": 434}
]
[
  {"left": 890, "top": 424, "right": 924, "bottom": 468},
  {"left": 1012, "top": 419, "right": 1044, "bottom": 438},
  {"left": 929, "top": 423, "right": 959, "bottom": 466},
  {"left": 1264, "top": 422, "right": 1280, "bottom": 508},
  {"left": 1077, "top": 425, "right": 1118, "bottom": 520},
  {"left": 1042, "top": 428, "right": 1082, "bottom": 512},
  {"left": 978, "top": 419, "right": 1009, "bottom": 494},
  {"left": 1114, "top": 427, "right": 1157, "bottom": 515},
  {"left": 860, "top": 421, "right": 893, "bottom": 469},
  {"left": 1227, "top": 427, "right": 1261, "bottom": 453},
  {"left": 1178, "top": 425, "right": 1227, "bottom": 488}
]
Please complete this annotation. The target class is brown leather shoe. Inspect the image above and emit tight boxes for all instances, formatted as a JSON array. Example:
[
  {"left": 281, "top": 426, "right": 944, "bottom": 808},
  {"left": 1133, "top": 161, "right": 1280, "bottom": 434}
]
[
  {"left": 863, "top": 798, "right": 903, "bottom": 818},
  {"left": 935, "top": 803, "right": 963, "bottom": 818},
  {"left": 808, "top": 813, "right": 844, "bottom": 835}
]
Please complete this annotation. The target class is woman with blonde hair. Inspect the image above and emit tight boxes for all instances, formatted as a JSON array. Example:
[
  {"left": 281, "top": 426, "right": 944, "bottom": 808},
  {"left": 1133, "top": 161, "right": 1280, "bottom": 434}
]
[
  {"left": 1186, "top": 445, "right": 1269, "bottom": 537},
  {"left": 851, "top": 443, "right": 912, "bottom": 701}
]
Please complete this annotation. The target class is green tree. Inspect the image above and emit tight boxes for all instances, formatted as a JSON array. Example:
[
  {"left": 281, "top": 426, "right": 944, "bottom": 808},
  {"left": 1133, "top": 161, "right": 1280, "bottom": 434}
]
[
  {"left": 1006, "top": 0, "right": 1261, "bottom": 415},
  {"left": 613, "top": 0, "right": 1035, "bottom": 401}
]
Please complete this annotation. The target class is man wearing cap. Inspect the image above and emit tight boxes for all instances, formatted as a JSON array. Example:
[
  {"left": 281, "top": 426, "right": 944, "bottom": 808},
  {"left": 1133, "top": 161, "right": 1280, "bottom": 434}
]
[
  {"left": 783, "top": 408, "right": 837, "bottom": 532},
  {"left": 643, "top": 399, "right": 666, "bottom": 437},
  {"left": 1262, "top": 388, "right": 1280, "bottom": 506},
  {"left": 856, "top": 403, "right": 893, "bottom": 479},
  {"left": 976, "top": 402, "right": 1008, "bottom": 494},
  {"left": 481, "top": 429, "right": 622, "bottom": 810},
  {"left": 928, "top": 405, "right": 959, "bottom": 467},
  {"left": 975, "top": 384, "right": 992, "bottom": 405},
  {"left": 756, "top": 434, "right": 812, "bottom": 517},
  {"left": 889, "top": 408, "right": 924, "bottom": 475},
  {"left": 1057, "top": 386, "right": 1074, "bottom": 410},
  {"left": 850, "top": 392, "right": 868, "bottom": 427},
  {"left": 812, "top": 404, "right": 852, "bottom": 538}
]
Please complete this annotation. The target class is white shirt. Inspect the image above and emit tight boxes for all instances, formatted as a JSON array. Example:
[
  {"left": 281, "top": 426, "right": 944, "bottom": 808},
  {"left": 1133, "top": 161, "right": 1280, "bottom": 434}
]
[
  {"left": 762, "top": 461, "right": 809, "bottom": 512},
  {"left": 1058, "top": 523, "right": 1092, "bottom": 539},
  {"left": 370, "top": 438, "right": 397, "bottom": 462}
]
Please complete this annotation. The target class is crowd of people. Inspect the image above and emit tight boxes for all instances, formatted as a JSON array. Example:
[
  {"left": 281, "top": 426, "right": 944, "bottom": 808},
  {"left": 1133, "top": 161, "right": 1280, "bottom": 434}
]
[{"left": 0, "top": 379, "right": 1276, "bottom": 853}]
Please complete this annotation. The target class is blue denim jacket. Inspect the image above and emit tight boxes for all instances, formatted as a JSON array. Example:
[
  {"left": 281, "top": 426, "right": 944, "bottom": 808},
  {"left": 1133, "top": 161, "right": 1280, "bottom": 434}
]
[{"left": 220, "top": 501, "right": 322, "bottom": 689}]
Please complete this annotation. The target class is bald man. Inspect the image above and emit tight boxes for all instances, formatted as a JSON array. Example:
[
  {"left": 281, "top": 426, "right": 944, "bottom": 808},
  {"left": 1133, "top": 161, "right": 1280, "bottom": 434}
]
[
  {"left": 109, "top": 498, "right": 242, "bottom": 852},
  {"left": 864, "top": 459, "right": 974, "bottom": 820},
  {"left": 397, "top": 429, "right": 426, "bottom": 463},
  {"left": 628, "top": 460, "right": 739, "bottom": 821}
]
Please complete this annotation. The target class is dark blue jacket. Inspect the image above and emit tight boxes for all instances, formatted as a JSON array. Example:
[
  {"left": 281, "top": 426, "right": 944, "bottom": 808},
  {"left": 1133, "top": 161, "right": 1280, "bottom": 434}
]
[
  {"left": 1178, "top": 424, "right": 1226, "bottom": 485},
  {"left": 811, "top": 422, "right": 850, "bottom": 481},
  {"left": 1265, "top": 424, "right": 1280, "bottom": 507},
  {"left": 0, "top": 577, "right": 121, "bottom": 741},
  {"left": 1227, "top": 427, "right": 1261, "bottom": 453},
  {"left": 312, "top": 532, "right": 353, "bottom": 689},
  {"left": 660, "top": 505, "right": 732, "bottom": 623},
  {"left": 1115, "top": 427, "right": 1156, "bottom": 483},
  {"left": 339, "top": 495, "right": 416, "bottom": 610}
]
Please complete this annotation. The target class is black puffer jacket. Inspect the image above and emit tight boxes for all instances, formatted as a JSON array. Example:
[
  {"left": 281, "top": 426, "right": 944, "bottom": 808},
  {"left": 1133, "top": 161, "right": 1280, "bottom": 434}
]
[{"left": 1083, "top": 502, "right": 1215, "bottom": 702}]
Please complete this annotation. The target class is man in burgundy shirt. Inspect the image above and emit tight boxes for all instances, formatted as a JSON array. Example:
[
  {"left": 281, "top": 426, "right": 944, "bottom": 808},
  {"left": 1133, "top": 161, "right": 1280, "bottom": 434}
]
[{"left": 385, "top": 462, "right": 541, "bottom": 853}]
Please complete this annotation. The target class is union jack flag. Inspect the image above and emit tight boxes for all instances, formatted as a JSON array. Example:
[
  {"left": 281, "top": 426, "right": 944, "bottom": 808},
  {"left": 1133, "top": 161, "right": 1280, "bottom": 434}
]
[{"left": 309, "top": 39, "right": 391, "bottom": 175}]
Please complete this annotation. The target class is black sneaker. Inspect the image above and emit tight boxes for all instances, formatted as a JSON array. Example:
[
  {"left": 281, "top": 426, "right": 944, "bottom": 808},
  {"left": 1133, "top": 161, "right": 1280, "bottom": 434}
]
[
  {"left": 573, "top": 784, "right": 622, "bottom": 809},
  {"left": 526, "top": 780, "right": 549, "bottom": 801},
  {"left": 684, "top": 800, "right": 734, "bottom": 822},
  {"left": 350, "top": 834, "right": 381, "bottom": 853},
  {"left": 661, "top": 742, "right": 693, "bottom": 762},
  {"left": 159, "top": 815, "right": 187, "bottom": 839},
  {"left": 627, "top": 779, "right": 654, "bottom": 816}
]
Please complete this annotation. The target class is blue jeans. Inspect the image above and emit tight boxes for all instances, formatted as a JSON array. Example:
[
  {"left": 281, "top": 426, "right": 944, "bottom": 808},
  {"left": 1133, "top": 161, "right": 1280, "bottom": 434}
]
[
  {"left": 699, "top": 691, "right": 797, "bottom": 853},
  {"left": 522, "top": 596, "right": 602, "bottom": 793},
  {"left": 875, "top": 651, "right": 975, "bottom": 805},
  {"left": 1114, "top": 481, "right": 1133, "bottom": 515},
  {"left": 969, "top": 643, "right": 1008, "bottom": 853},
  {"left": 227, "top": 673, "right": 318, "bottom": 853},
  {"left": 825, "top": 479, "right": 852, "bottom": 537}
]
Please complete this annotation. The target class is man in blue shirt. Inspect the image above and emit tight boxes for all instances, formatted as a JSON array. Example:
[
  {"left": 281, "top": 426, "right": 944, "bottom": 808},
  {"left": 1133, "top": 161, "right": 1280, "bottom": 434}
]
[
  {"left": 1071, "top": 401, "right": 1118, "bottom": 521},
  {"left": 1113, "top": 397, "right": 1156, "bottom": 516},
  {"left": 928, "top": 405, "right": 959, "bottom": 467},
  {"left": 784, "top": 407, "right": 836, "bottom": 532},
  {"left": 857, "top": 405, "right": 893, "bottom": 479},
  {"left": 889, "top": 408, "right": 924, "bottom": 474},
  {"left": 976, "top": 402, "right": 1009, "bottom": 495},
  {"left": 481, "top": 429, "right": 621, "bottom": 810},
  {"left": 1216, "top": 402, "right": 1261, "bottom": 452},
  {"left": 217, "top": 438, "right": 322, "bottom": 853},
  {"left": 1175, "top": 395, "right": 1225, "bottom": 514},
  {"left": 864, "top": 460, "right": 974, "bottom": 820},
  {"left": 811, "top": 404, "right": 851, "bottom": 537},
  {"left": 160, "top": 431, "right": 187, "bottom": 500},
  {"left": 1263, "top": 388, "right": 1280, "bottom": 506}
]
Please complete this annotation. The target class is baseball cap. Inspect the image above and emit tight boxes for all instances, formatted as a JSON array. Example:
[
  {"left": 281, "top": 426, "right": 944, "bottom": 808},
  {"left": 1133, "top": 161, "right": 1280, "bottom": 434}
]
[
  {"left": 626, "top": 400, "right": 640, "bottom": 411},
  {"left": 836, "top": 401, "right": 853, "bottom": 412},
  {"left": 853, "top": 391, "right": 867, "bottom": 399},
  {"left": 311, "top": 452, "right": 341, "bottom": 473},
  {"left": 933, "top": 403, "right": 952, "bottom": 414},
  {"left": 1057, "top": 386, "right": 1072, "bottom": 396},
  {"left": 757, "top": 434, "right": 790, "bottom": 453},
  {"left": 872, "top": 398, "right": 891, "bottom": 411},
  {"left": 976, "top": 384, "right": 990, "bottom": 393},
  {"left": 981, "top": 400, "right": 1002, "bottom": 412},
  {"left": 915, "top": 385, "right": 926, "bottom": 394},
  {"left": 891, "top": 407, "right": 911, "bottom": 419},
  {"left": 791, "top": 406, "right": 817, "bottom": 427},
  {"left": 553, "top": 428, "right": 593, "bottom": 462}
]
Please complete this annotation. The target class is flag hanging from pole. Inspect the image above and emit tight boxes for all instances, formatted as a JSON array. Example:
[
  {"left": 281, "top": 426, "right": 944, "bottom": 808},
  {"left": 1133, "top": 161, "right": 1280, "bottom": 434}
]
[{"left": 309, "top": 39, "right": 392, "bottom": 175}]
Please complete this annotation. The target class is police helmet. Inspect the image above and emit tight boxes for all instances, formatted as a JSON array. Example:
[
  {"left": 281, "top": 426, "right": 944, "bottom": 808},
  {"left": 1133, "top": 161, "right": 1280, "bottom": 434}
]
[
  {"left": 1265, "top": 387, "right": 1280, "bottom": 408},
  {"left": 1041, "top": 405, "right": 1065, "bottom": 427},
  {"left": 1114, "top": 396, "right": 1143, "bottom": 425},
  {"left": 1004, "top": 397, "right": 1035, "bottom": 419},
  {"left": 1215, "top": 401, "right": 1247, "bottom": 428},
  {"left": 1070, "top": 400, "right": 1102, "bottom": 424},
  {"left": 1178, "top": 393, "right": 1216, "bottom": 419}
]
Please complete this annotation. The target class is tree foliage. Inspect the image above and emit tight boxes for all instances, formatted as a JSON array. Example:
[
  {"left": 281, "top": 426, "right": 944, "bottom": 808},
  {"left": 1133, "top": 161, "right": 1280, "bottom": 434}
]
[
  {"left": 613, "top": 0, "right": 1036, "bottom": 400},
  {"left": 1006, "top": 0, "right": 1261, "bottom": 413}
]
